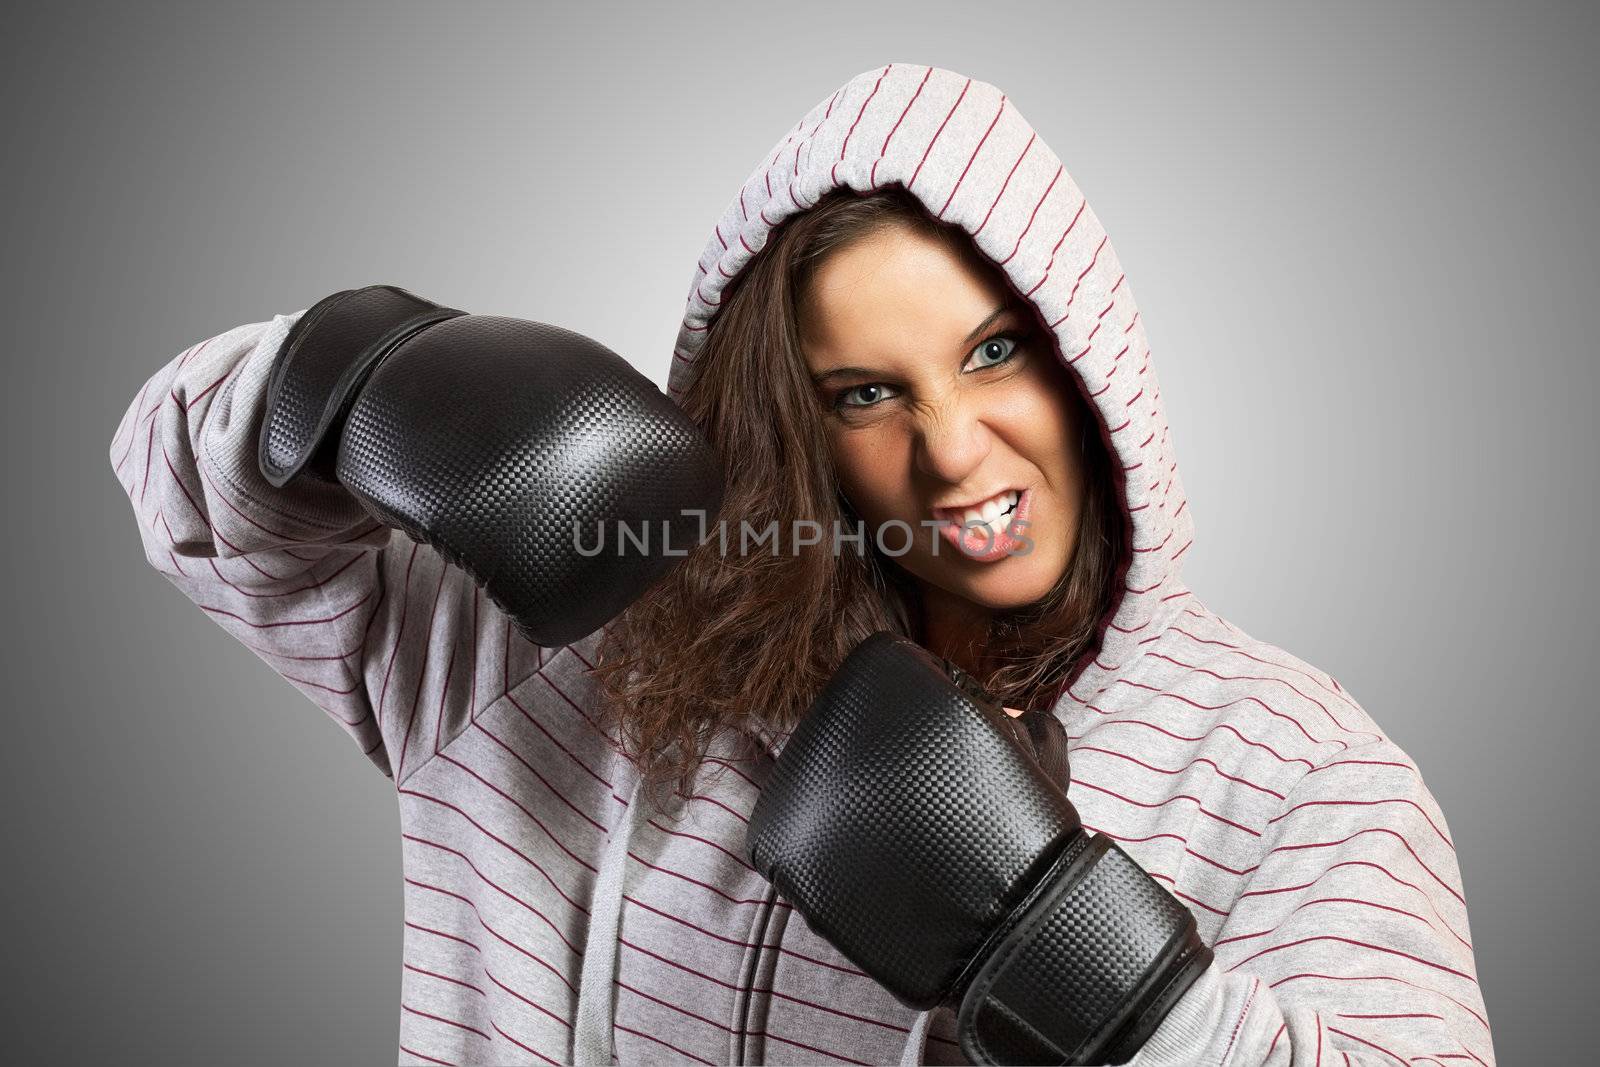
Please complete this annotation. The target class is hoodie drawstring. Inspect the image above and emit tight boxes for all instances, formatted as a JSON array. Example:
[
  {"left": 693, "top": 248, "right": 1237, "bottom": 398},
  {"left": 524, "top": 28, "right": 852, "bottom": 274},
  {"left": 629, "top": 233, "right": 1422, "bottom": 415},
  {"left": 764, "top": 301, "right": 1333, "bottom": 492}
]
[
  {"left": 899, "top": 1008, "right": 934, "bottom": 1065},
  {"left": 573, "top": 761, "right": 933, "bottom": 1065},
  {"left": 573, "top": 773, "right": 645, "bottom": 1066}
]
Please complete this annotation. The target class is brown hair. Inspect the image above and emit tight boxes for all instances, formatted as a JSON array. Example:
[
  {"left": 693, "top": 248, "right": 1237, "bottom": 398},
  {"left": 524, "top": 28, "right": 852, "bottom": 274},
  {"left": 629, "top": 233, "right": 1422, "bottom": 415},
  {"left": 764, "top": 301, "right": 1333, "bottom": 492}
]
[{"left": 591, "top": 184, "right": 1126, "bottom": 815}]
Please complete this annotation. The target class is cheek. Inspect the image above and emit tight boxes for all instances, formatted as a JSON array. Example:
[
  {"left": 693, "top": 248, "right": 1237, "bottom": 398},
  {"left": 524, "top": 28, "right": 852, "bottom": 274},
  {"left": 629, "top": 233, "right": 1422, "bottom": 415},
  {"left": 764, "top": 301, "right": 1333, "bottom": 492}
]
[
  {"left": 828, "top": 427, "right": 909, "bottom": 521},
  {"left": 995, "top": 383, "right": 1087, "bottom": 528},
  {"left": 1013, "top": 376, "right": 1081, "bottom": 468}
]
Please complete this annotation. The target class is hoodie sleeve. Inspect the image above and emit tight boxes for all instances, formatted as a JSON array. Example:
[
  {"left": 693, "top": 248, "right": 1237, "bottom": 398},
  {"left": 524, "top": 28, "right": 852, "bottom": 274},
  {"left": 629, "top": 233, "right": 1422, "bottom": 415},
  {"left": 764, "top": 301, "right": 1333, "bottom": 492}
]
[
  {"left": 1128, "top": 740, "right": 1493, "bottom": 1066},
  {"left": 107, "top": 310, "right": 547, "bottom": 784}
]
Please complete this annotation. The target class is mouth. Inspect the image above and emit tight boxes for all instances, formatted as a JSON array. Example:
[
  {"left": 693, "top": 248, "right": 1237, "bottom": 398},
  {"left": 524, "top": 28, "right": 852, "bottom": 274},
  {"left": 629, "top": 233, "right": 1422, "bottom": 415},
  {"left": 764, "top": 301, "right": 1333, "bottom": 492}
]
[
  {"left": 934, "top": 487, "right": 1033, "bottom": 562},
  {"left": 931, "top": 487, "right": 1023, "bottom": 529}
]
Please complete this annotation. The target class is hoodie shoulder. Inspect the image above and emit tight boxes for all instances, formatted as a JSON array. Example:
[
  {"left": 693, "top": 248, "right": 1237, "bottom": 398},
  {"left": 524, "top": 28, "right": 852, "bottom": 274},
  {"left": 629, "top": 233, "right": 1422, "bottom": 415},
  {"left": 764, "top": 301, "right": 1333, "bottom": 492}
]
[
  {"left": 1160, "top": 597, "right": 1386, "bottom": 745},
  {"left": 1067, "top": 593, "right": 1396, "bottom": 806}
]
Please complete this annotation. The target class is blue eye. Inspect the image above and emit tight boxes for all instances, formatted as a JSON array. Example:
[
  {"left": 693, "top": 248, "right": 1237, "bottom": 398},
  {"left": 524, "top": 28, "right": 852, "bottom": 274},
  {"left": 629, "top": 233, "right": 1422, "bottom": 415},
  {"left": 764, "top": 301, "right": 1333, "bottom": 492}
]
[
  {"left": 834, "top": 382, "right": 899, "bottom": 411},
  {"left": 965, "top": 333, "right": 1023, "bottom": 371}
]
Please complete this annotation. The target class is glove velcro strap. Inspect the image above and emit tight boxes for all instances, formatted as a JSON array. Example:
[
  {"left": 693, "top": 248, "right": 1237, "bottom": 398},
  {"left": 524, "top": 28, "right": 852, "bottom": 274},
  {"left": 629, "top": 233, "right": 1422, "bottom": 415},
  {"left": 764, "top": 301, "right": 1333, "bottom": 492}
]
[
  {"left": 957, "top": 835, "right": 1214, "bottom": 1066},
  {"left": 259, "top": 284, "right": 465, "bottom": 487}
]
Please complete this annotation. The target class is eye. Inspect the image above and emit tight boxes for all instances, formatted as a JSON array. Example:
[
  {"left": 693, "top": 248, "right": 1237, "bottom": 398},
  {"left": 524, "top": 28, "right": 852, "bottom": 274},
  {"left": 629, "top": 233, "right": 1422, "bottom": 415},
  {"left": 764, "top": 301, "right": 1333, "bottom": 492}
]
[
  {"left": 964, "top": 332, "right": 1025, "bottom": 372},
  {"left": 833, "top": 381, "right": 900, "bottom": 411},
  {"left": 829, "top": 331, "right": 1028, "bottom": 416}
]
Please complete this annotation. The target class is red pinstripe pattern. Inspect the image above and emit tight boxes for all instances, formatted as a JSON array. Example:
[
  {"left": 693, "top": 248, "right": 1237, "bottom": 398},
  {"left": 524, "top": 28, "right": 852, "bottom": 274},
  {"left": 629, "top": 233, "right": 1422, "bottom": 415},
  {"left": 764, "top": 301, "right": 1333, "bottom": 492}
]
[
  {"left": 869, "top": 66, "right": 932, "bottom": 189},
  {"left": 935, "top": 94, "right": 1007, "bottom": 219},
  {"left": 1221, "top": 976, "right": 1260, "bottom": 1062},
  {"left": 829, "top": 63, "right": 892, "bottom": 187},
  {"left": 112, "top": 64, "right": 1491, "bottom": 1065}
]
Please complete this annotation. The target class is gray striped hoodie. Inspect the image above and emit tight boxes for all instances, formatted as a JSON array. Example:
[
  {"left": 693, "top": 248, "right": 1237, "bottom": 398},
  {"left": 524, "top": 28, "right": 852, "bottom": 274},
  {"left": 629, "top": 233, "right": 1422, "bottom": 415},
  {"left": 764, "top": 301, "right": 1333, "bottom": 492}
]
[{"left": 109, "top": 63, "right": 1493, "bottom": 1065}]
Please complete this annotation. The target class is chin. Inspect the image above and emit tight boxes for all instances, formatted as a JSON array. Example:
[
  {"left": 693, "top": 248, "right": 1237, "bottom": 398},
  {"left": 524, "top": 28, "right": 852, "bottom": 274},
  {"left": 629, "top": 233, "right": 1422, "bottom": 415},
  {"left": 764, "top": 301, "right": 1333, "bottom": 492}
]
[
  {"left": 940, "top": 549, "right": 1069, "bottom": 612},
  {"left": 971, "top": 563, "right": 1064, "bottom": 610}
]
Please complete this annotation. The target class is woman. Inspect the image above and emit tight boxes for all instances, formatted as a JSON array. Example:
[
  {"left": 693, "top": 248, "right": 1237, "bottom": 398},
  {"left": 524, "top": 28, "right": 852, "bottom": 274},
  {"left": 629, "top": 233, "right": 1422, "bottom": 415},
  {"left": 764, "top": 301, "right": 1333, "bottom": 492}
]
[
  {"left": 595, "top": 64, "right": 1492, "bottom": 1064},
  {"left": 110, "top": 65, "right": 1492, "bottom": 1064}
]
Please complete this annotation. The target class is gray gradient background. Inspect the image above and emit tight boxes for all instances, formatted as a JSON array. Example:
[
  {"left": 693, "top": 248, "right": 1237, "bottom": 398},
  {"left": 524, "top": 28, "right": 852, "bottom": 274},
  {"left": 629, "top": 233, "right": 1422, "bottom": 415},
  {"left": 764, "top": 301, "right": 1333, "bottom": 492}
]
[{"left": 5, "top": 0, "right": 1592, "bottom": 1061}]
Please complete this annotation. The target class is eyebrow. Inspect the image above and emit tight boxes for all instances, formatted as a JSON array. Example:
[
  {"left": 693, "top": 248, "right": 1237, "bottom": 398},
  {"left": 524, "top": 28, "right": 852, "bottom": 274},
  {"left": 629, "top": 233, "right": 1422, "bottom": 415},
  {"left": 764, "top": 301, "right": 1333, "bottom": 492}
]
[{"left": 809, "top": 305, "right": 1012, "bottom": 387}]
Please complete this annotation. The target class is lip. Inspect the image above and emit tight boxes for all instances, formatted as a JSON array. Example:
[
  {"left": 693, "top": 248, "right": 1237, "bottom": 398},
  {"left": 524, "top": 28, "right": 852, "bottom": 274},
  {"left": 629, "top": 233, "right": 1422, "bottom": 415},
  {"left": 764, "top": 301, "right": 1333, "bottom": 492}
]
[
  {"left": 930, "top": 486, "right": 1023, "bottom": 524},
  {"left": 938, "top": 487, "right": 1033, "bottom": 563}
]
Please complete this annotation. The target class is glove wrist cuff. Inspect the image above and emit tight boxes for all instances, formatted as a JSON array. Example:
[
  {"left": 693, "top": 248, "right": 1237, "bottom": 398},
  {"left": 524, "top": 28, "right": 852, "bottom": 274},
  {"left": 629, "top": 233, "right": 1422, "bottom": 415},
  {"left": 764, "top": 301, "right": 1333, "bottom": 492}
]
[
  {"left": 957, "top": 835, "right": 1214, "bottom": 1066},
  {"left": 259, "top": 284, "right": 465, "bottom": 487}
]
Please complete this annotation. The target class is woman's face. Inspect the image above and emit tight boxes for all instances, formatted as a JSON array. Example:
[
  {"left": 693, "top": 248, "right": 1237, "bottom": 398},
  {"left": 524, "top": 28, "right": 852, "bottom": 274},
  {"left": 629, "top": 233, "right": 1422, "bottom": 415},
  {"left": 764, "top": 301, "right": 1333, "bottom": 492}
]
[{"left": 800, "top": 221, "right": 1088, "bottom": 617}]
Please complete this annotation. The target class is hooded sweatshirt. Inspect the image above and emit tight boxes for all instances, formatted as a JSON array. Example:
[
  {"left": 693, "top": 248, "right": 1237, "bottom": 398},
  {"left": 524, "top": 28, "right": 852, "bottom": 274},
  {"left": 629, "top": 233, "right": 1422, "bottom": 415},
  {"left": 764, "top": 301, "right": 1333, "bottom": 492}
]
[{"left": 108, "top": 64, "right": 1492, "bottom": 1066}]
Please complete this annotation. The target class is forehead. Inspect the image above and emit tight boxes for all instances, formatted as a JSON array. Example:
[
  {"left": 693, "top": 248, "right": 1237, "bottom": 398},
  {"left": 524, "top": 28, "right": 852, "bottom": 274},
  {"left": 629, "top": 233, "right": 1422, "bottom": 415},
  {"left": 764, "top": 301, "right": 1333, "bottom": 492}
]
[{"left": 800, "top": 225, "right": 1011, "bottom": 361}]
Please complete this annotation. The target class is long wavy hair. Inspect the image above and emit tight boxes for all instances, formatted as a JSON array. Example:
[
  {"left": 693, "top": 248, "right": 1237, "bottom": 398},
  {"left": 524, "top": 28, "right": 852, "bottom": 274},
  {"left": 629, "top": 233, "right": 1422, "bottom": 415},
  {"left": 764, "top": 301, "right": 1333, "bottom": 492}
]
[{"left": 591, "top": 184, "right": 1126, "bottom": 814}]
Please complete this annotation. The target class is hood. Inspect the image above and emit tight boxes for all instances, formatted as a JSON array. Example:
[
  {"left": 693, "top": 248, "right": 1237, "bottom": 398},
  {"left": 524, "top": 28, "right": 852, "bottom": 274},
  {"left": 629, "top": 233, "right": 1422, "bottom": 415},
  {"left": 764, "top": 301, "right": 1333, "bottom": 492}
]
[
  {"left": 668, "top": 62, "right": 1195, "bottom": 718},
  {"left": 576, "top": 63, "right": 1197, "bottom": 1066}
]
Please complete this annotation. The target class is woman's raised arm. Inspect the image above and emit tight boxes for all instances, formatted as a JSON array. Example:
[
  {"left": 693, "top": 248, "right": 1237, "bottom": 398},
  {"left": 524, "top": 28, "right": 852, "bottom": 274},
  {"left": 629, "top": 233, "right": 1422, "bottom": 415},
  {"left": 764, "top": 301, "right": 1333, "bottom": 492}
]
[{"left": 107, "top": 310, "right": 545, "bottom": 782}]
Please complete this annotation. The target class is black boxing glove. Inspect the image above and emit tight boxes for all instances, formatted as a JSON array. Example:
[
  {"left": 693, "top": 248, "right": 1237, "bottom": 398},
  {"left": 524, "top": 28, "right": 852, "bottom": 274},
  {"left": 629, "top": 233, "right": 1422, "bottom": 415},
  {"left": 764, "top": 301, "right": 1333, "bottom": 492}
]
[
  {"left": 258, "top": 284, "right": 723, "bottom": 648},
  {"left": 746, "top": 632, "right": 1213, "bottom": 1066}
]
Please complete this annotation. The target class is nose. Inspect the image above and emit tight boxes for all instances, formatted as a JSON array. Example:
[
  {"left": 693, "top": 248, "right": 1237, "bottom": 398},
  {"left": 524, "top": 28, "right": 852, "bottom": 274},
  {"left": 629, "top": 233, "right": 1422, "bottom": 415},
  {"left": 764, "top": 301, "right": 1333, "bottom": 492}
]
[{"left": 913, "top": 395, "right": 993, "bottom": 487}]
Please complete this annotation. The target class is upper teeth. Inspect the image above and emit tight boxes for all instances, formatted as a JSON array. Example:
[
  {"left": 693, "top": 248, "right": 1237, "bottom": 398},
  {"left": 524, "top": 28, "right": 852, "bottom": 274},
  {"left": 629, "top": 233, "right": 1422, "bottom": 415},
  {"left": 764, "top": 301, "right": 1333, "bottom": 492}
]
[{"left": 951, "top": 489, "right": 1019, "bottom": 528}]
